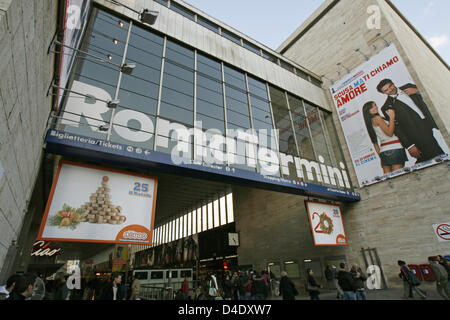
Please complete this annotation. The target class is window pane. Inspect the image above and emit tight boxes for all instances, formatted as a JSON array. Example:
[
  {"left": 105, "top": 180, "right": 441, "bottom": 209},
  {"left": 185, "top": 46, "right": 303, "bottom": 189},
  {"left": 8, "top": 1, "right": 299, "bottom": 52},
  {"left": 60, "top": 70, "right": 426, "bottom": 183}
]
[
  {"left": 226, "top": 193, "right": 234, "bottom": 223},
  {"left": 171, "top": 2, "right": 195, "bottom": 21},
  {"left": 208, "top": 202, "right": 213, "bottom": 229},
  {"left": 192, "top": 210, "right": 197, "bottom": 234},
  {"left": 243, "top": 40, "right": 261, "bottom": 55},
  {"left": 202, "top": 205, "right": 207, "bottom": 231},
  {"left": 222, "top": 29, "right": 241, "bottom": 45},
  {"left": 197, "top": 16, "right": 219, "bottom": 33},
  {"left": 197, "top": 208, "right": 202, "bottom": 232},
  {"left": 305, "top": 102, "right": 331, "bottom": 164},
  {"left": 166, "top": 40, "right": 194, "bottom": 68},
  {"left": 214, "top": 200, "right": 220, "bottom": 228},
  {"left": 270, "top": 86, "right": 296, "bottom": 157},
  {"left": 220, "top": 196, "right": 227, "bottom": 225},
  {"left": 288, "top": 95, "right": 314, "bottom": 160}
]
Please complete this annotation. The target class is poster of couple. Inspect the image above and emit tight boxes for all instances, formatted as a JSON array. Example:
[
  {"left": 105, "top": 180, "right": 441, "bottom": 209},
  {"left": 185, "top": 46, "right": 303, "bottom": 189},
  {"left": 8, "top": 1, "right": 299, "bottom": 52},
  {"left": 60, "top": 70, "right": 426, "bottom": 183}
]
[{"left": 330, "top": 44, "right": 449, "bottom": 187}]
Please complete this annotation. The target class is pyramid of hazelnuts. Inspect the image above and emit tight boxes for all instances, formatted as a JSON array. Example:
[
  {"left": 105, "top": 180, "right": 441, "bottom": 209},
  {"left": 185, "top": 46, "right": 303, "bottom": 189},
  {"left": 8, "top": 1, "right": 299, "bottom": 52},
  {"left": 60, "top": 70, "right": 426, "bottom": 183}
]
[{"left": 80, "top": 176, "right": 126, "bottom": 225}]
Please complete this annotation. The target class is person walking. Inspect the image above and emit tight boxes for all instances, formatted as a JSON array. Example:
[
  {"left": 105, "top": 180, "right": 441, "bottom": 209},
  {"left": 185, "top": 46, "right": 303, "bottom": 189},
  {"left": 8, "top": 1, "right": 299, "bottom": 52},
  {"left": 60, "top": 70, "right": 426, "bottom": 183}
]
[
  {"left": 251, "top": 272, "right": 268, "bottom": 300},
  {"left": 331, "top": 265, "right": 343, "bottom": 299},
  {"left": 100, "top": 273, "right": 123, "bottom": 300},
  {"left": 222, "top": 274, "right": 233, "bottom": 300},
  {"left": 279, "top": 271, "right": 298, "bottom": 300},
  {"left": 231, "top": 271, "right": 241, "bottom": 300},
  {"left": 129, "top": 275, "right": 140, "bottom": 300},
  {"left": 398, "top": 260, "right": 427, "bottom": 300},
  {"left": 337, "top": 263, "right": 357, "bottom": 300},
  {"left": 306, "top": 268, "right": 321, "bottom": 300},
  {"left": 324, "top": 265, "right": 334, "bottom": 290},
  {"left": 350, "top": 264, "right": 368, "bottom": 300},
  {"left": 428, "top": 256, "right": 449, "bottom": 300},
  {"left": 54, "top": 273, "right": 69, "bottom": 300},
  {"left": 181, "top": 276, "right": 190, "bottom": 300}
]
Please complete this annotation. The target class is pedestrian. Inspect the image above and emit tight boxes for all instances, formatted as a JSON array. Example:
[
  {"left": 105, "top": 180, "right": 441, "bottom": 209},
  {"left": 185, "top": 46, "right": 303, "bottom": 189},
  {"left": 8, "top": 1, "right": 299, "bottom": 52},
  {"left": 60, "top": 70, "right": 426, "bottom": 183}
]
[
  {"left": 324, "top": 265, "right": 334, "bottom": 289},
  {"left": 0, "top": 274, "right": 21, "bottom": 300},
  {"left": 331, "top": 265, "right": 343, "bottom": 299},
  {"left": 306, "top": 268, "right": 321, "bottom": 300},
  {"left": 100, "top": 273, "right": 123, "bottom": 300},
  {"left": 119, "top": 274, "right": 128, "bottom": 300},
  {"left": 279, "top": 271, "right": 298, "bottom": 300},
  {"left": 54, "top": 273, "right": 69, "bottom": 300},
  {"left": 239, "top": 271, "right": 250, "bottom": 300},
  {"left": 437, "top": 255, "right": 450, "bottom": 291},
  {"left": 244, "top": 270, "right": 252, "bottom": 300},
  {"left": 350, "top": 264, "right": 368, "bottom": 300},
  {"left": 398, "top": 260, "right": 427, "bottom": 300},
  {"left": 428, "top": 256, "right": 449, "bottom": 300},
  {"left": 222, "top": 274, "right": 232, "bottom": 300},
  {"left": 7, "top": 273, "right": 37, "bottom": 300},
  {"left": 30, "top": 275, "right": 46, "bottom": 300},
  {"left": 251, "top": 272, "right": 268, "bottom": 300},
  {"left": 129, "top": 275, "right": 140, "bottom": 300},
  {"left": 181, "top": 276, "right": 190, "bottom": 300},
  {"left": 337, "top": 263, "right": 357, "bottom": 300},
  {"left": 231, "top": 271, "right": 241, "bottom": 300}
]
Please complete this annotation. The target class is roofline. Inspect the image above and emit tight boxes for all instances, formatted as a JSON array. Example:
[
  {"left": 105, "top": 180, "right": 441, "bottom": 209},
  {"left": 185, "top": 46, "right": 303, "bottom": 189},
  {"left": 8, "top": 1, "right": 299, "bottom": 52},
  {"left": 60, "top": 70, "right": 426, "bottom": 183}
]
[{"left": 277, "top": 0, "right": 449, "bottom": 71}]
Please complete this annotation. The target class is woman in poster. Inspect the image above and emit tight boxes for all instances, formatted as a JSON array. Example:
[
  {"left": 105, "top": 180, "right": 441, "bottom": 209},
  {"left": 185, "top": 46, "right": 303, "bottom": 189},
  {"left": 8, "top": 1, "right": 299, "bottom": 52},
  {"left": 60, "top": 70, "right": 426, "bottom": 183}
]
[{"left": 362, "top": 101, "right": 408, "bottom": 173}]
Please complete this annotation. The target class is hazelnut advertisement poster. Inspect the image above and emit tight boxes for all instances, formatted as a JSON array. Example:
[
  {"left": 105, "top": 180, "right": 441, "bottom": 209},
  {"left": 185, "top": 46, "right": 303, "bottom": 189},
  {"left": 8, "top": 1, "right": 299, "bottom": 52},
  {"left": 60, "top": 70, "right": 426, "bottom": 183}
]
[{"left": 37, "top": 161, "right": 157, "bottom": 245}]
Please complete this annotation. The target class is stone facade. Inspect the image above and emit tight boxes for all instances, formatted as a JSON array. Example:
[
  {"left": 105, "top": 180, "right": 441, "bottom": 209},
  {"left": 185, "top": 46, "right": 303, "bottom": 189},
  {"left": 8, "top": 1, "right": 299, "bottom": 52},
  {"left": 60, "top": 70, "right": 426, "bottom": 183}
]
[{"left": 0, "top": 0, "right": 57, "bottom": 277}]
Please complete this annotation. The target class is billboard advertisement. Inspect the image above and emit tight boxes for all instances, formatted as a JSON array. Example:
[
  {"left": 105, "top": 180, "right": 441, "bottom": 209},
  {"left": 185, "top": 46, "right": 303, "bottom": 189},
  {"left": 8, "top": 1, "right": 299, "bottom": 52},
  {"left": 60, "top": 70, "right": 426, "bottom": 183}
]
[
  {"left": 330, "top": 44, "right": 449, "bottom": 187},
  {"left": 37, "top": 161, "right": 158, "bottom": 245},
  {"left": 306, "top": 201, "right": 348, "bottom": 246}
]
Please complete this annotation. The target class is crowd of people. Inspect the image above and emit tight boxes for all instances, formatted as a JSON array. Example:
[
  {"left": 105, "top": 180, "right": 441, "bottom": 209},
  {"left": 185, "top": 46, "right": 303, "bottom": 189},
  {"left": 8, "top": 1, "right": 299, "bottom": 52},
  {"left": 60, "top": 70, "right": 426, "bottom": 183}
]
[{"left": 1, "top": 254, "right": 448, "bottom": 301}]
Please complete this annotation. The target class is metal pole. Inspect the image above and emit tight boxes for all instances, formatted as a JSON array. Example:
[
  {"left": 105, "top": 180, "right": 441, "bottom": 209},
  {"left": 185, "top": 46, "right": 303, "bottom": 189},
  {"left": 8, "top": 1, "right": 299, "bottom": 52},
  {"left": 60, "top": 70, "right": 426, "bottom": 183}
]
[{"left": 107, "top": 20, "right": 133, "bottom": 141}]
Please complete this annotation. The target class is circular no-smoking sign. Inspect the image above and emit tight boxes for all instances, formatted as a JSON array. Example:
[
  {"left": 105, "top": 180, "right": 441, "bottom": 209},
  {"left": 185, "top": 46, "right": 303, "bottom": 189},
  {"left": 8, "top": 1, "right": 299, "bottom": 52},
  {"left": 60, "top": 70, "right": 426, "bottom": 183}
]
[{"left": 436, "top": 224, "right": 450, "bottom": 241}]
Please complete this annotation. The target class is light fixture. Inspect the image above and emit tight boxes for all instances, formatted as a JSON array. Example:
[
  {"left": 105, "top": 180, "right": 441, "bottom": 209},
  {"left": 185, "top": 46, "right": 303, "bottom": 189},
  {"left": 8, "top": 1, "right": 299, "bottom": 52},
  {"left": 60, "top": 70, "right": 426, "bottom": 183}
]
[
  {"left": 375, "top": 176, "right": 382, "bottom": 181},
  {"left": 106, "top": 0, "right": 159, "bottom": 25},
  {"left": 113, "top": 39, "right": 119, "bottom": 45},
  {"left": 355, "top": 48, "right": 370, "bottom": 61},
  {"left": 118, "top": 21, "right": 124, "bottom": 28},
  {"left": 403, "top": 166, "right": 411, "bottom": 173},
  {"left": 107, "top": 54, "right": 113, "bottom": 60},
  {"left": 107, "top": 99, "right": 120, "bottom": 109},
  {"left": 98, "top": 125, "right": 110, "bottom": 132},
  {"left": 120, "top": 63, "right": 136, "bottom": 75},
  {"left": 414, "top": 172, "right": 422, "bottom": 181},
  {"left": 388, "top": 180, "right": 393, "bottom": 188},
  {"left": 140, "top": 9, "right": 159, "bottom": 25}
]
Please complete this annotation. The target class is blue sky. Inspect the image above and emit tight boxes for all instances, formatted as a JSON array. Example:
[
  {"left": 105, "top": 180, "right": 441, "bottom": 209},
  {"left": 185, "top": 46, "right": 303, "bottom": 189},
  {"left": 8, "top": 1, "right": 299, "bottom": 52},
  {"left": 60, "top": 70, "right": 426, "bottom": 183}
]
[{"left": 183, "top": 0, "right": 450, "bottom": 64}]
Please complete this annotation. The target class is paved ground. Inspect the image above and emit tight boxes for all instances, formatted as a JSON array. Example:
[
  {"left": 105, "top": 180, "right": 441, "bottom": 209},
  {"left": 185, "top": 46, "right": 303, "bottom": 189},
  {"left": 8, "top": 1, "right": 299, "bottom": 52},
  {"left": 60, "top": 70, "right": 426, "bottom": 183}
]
[{"left": 268, "top": 286, "right": 447, "bottom": 300}]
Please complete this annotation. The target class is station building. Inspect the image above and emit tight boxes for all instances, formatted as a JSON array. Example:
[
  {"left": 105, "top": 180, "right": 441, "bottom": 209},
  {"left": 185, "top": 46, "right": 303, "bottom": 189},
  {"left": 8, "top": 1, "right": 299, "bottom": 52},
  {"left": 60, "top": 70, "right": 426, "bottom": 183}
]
[{"left": 0, "top": 0, "right": 448, "bottom": 294}]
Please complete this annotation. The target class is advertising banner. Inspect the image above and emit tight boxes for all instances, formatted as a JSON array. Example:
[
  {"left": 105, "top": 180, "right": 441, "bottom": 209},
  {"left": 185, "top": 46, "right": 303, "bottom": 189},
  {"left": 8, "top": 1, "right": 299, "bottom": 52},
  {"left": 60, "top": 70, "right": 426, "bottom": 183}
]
[
  {"left": 306, "top": 201, "right": 348, "bottom": 246},
  {"left": 37, "top": 161, "right": 158, "bottom": 245},
  {"left": 330, "top": 44, "right": 449, "bottom": 187}
]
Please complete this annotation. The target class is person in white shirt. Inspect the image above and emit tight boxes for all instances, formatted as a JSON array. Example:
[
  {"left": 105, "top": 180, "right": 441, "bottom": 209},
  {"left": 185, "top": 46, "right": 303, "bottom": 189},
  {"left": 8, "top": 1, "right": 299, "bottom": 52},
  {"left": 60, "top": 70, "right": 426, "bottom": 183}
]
[
  {"left": 377, "top": 79, "right": 444, "bottom": 163},
  {"left": 363, "top": 101, "right": 407, "bottom": 173}
]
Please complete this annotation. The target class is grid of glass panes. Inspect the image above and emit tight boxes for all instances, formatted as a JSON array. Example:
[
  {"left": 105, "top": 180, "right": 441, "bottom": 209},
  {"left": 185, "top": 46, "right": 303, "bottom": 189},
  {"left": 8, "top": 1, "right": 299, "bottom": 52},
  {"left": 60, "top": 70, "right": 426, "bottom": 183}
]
[
  {"left": 151, "top": 193, "right": 234, "bottom": 247},
  {"left": 59, "top": 7, "right": 348, "bottom": 188}
]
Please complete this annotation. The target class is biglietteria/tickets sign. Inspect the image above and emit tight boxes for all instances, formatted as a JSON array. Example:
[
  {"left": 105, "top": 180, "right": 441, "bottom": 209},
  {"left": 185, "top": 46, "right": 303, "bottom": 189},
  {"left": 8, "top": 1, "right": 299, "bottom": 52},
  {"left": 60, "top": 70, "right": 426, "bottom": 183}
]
[{"left": 37, "top": 161, "right": 157, "bottom": 245}]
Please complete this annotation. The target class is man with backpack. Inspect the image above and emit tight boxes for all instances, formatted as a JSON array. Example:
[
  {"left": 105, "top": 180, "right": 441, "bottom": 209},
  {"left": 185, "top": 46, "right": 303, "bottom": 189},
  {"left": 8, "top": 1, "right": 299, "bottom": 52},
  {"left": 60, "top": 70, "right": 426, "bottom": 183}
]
[{"left": 398, "top": 260, "right": 427, "bottom": 299}]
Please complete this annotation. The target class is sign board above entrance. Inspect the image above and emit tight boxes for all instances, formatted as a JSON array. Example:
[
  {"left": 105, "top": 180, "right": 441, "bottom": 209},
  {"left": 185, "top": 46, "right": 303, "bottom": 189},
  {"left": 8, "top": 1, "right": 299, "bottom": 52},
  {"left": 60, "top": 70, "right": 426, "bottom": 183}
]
[
  {"left": 37, "top": 161, "right": 157, "bottom": 245},
  {"left": 45, "top": 129, "right": 360, "bottom": 202}
]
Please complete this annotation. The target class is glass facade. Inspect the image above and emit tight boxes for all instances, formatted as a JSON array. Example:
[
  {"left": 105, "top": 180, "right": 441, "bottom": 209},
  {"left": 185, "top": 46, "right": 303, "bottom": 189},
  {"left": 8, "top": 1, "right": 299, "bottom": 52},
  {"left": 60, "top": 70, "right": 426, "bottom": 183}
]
[{"left": 57, "top": 6, "right": 350, "bottom": 189}]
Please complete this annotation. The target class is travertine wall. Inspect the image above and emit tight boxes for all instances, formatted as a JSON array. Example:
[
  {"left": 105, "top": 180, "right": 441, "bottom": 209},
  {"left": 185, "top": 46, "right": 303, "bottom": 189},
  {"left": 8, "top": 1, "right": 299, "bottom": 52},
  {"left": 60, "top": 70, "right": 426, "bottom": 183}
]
[
  {"left": 0, "top": 0, "right": 57, "bottom": 274},
  {"left": 233, "top": 0, "right": 450, "bottom": 291}
]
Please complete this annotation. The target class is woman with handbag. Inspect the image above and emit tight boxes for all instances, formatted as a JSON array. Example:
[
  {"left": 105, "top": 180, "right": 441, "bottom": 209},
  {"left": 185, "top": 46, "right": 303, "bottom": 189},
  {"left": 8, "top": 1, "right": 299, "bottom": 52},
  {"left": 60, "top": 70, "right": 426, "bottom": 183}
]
[{"left": 306, "top": 269, "right": 321, "bottom": 300}]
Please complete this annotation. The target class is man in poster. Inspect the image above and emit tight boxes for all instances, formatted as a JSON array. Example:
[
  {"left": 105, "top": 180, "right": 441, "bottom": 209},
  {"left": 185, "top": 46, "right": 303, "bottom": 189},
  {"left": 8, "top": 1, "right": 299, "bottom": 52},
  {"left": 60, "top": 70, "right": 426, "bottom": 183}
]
[{"left": 377, "top": 79, "right": 444, "bottom": 163}]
